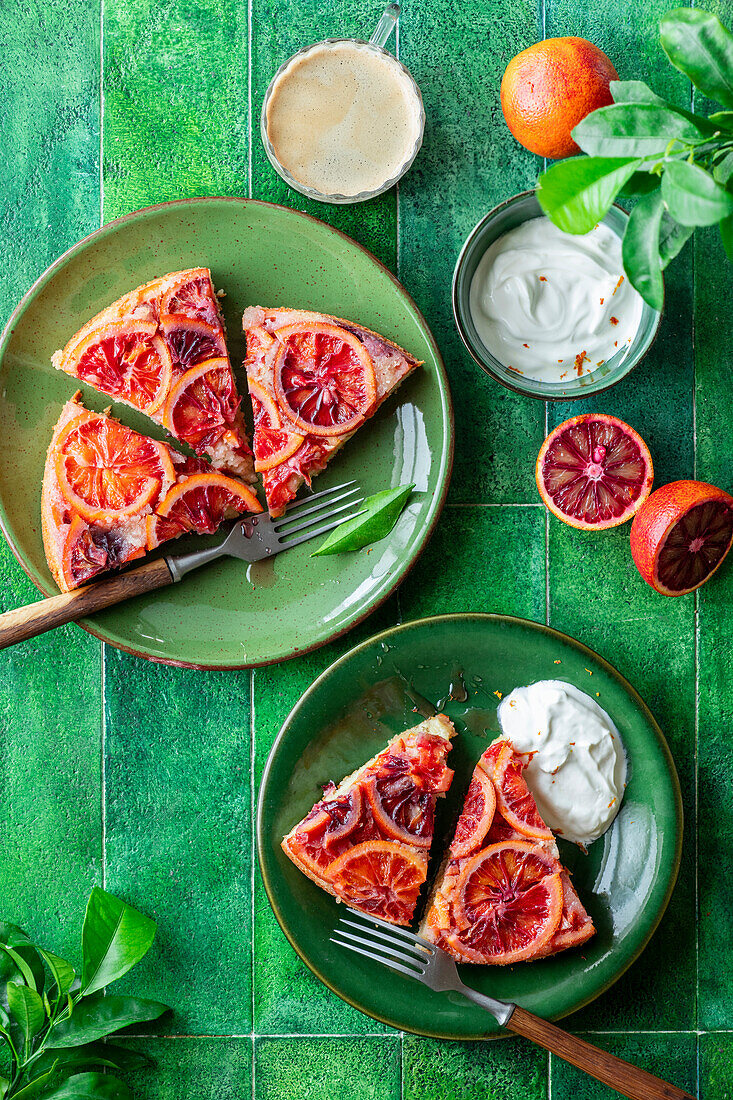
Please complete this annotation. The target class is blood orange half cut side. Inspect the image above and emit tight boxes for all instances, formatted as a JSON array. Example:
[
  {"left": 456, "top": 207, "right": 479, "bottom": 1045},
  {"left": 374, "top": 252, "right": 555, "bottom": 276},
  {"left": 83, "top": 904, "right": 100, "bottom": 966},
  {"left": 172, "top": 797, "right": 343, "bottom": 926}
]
[
  {"left": 449, "top": 841, "right": 563, "bottom": 964},
  {"left": 248, "top": 379, "right": 304, "bottom": 472},
  {"left": 274, "top": 322, "right": 377, "bottom": 436},
  {"left": 328, "top": 839, "right": 425, "bottom": 924},
  {"left": 69, "top": 320, "right": 173, "bottom": 416},
  {"left": 450, "top": 769, "right": 497, "bottom": 859},
  {"left": 146, "top": 472, "right": 261, "bottom": 549},
  {"left": 536, "top": 413, "right": 654, "bottom": 529}
]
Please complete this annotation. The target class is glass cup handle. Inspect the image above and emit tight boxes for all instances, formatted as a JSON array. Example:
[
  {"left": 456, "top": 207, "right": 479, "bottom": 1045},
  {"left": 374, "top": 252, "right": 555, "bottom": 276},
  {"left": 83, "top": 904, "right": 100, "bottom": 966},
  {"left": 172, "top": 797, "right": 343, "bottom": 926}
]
[{"left": 370, "top": 3, "right": 400, "bottom": 49}]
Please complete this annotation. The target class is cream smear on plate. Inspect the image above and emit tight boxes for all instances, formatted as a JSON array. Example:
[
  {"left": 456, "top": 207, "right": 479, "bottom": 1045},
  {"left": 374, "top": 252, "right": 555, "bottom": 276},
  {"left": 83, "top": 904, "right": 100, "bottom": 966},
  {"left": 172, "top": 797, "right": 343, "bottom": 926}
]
[
  {"left": 497, "top": 679, "right": 627, "bottom": 846},
  {"left": 469, "top": 217, "right": 644, "bottom": 384},
  {"left": 265, "top": 41, "right": 422, "bottom": 197}
]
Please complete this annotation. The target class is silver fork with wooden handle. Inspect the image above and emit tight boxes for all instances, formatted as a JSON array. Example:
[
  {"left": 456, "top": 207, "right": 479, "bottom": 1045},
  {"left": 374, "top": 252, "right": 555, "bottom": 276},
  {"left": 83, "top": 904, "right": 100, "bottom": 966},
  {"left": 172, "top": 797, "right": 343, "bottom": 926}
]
[
  {"left": 0, "top": 481, "right": 364, "bottom": 651},
  {"left": 333, "top": 909, "right": 695, "bottom": 1100}
]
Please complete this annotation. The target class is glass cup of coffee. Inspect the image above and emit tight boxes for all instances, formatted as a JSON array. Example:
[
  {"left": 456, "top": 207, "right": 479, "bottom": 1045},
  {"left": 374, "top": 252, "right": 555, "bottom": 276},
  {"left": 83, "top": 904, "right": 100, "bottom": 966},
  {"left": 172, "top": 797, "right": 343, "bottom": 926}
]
[{"left": 261, "top": 4, "right": 425, "bottom": 204}]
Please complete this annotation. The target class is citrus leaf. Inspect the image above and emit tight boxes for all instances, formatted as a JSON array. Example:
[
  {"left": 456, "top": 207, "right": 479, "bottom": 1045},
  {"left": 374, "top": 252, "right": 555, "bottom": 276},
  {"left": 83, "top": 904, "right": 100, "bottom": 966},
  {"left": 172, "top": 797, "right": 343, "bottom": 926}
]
[
  {"left": 573, "top": 103, "right": 709, "bottom": 157},
  {"left": 713, "top": 149, "right": 733, "bottom": 186},
  {"left": 619, "top": 171, "right": 661, "bottom": 198},
  {"left": 39, "top": 1072, "right": 133, "bottom": 1100},
  {"left": 312, "top": 484, "right": 415, "bottom": 556},
  {"left": 81, "top": 889, "right": 156, "bottom": 996},
  {"left": 721, "top": 214, "right": 733, "bottom": 260},
  {"left": 0, "top": 1074, "right": 8, "bottom": 1099},
  {"left": 658, "top": 211, "right": 694, "bottom": 267},
  {"left": 622, "top": 189, "right": 665, "bottom": 310},
  {"left": 6, "top": 982, "right": 45, "bottom": 1042},
  {"left": 32, "top": 1041, "right": 152, "bottom": 1076},
  {"left": 0, "top": 946, "right": 38, "bottom": 991},
  {"left": 610, "top": 80, "right": 665, "bottom": 105},
  {"left": 709, "top": 110, "right": 733, "bottom": 130},
  {"left": 9, "top": 1067, "right": 58, "bottom": 1100},
  {"left": 661, "top": 160, "right": 733, "bottom": 225},
  {"left": 37, "top": 950, "right": 75, "bottom": 1001},
  {"left": 660, "top": 8, "right": 733, "bottom": 110},
  {"left": 537, "top": 156, "right": 642, "bottom": 234},
  {"left": 44, "top": 993, "right": 168, "bottom": 1048}
]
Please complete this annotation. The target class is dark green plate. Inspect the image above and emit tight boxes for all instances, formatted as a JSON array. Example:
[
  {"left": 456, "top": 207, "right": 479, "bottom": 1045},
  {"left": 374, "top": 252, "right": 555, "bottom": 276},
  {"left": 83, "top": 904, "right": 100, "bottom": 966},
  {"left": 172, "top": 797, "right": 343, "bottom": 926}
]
[
  {"left": 0, "top": 198, "right": 452, "bottom": 668},
  {"left": 257, "top": 613, "right": 683, "bottom": 1038}
]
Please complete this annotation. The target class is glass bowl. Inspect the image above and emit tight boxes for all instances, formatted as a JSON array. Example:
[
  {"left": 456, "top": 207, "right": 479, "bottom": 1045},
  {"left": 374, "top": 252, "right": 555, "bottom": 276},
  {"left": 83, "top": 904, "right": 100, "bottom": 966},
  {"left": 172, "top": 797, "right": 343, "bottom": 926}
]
[{"left": 452, "top": 190, "right": 663, "bottom": 400}]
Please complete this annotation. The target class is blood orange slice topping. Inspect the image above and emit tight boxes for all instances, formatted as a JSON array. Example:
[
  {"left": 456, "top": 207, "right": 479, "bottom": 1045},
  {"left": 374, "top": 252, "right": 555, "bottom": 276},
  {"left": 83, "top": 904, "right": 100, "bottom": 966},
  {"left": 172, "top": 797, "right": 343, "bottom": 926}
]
[
  {"left": 61, "top": 516, "right": 142, "bottom": 590},
  {"left": 449, "top": 841, "right": 563, "bottom": 963},
  {"left": 71, "top": 320, "right": 173, "bottom": 416},
  {"left": 274, "top": 322, "right": 377, "bottom": 436},
  {"left": 160, "top": 317, "right": 226, "bottom": 370},
  {"left": 55, "top": 416, "right": 175, "bottom": 523},
  {"left": 160, "top": 270, "right": 221, "bottom": 326},
  {"left": 164, "top": 359, "right": 242, "bottom": 454},
  {"left": 328, "top": 839, "right": 425, "bottom": 924},
  {"left": 146, "top": 472, "right": 261, "bottom": 549},
  {"left": 536, "top": 413, "right": 654, "bottom": 530},
  {"left": 248, "top": 379, "right": 304, "bottom": 472},
  {"left": 450, "top": 769, "right": 497, "bottom": 859},
  {"left": 287, "top": 785, "right": 379, "bottom": 876},
  {"left": 492, "top": 742, "right": 553, "bottom": 840}
]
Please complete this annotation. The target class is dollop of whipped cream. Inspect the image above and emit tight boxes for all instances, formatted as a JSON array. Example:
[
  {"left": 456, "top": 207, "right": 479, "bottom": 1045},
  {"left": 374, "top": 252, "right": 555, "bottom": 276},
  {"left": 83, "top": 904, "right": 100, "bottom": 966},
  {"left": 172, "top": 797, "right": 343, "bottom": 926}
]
[
  {"left": 469, "top": 216, "right": 644, "bottom": 383},
  {"left": 496, "top": 679, "right": 627, "bottom": 846}
]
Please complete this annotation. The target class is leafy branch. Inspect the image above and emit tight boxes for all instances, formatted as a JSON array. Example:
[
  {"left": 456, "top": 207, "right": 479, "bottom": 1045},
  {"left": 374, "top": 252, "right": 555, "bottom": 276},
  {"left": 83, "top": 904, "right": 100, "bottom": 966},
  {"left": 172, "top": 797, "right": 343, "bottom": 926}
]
[
  {"left": 0, "top": 890, "right": 169, "bottom": 1100},
  {"left": 536, "top": 7, "right": 733, "bottom": 309}
]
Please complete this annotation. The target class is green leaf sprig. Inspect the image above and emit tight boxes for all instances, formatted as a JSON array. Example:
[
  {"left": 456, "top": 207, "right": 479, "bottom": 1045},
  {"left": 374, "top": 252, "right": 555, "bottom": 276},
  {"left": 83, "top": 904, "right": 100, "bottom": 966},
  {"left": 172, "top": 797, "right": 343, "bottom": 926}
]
[
  {"left": 312, "top": 483, "right": 415, "bottom": 556},
  {"left": 0, "top": 890, "right": 169, "bottom": 1100},
  {"left": 536, "top": 7, "right": 733, "bottom": 310}
]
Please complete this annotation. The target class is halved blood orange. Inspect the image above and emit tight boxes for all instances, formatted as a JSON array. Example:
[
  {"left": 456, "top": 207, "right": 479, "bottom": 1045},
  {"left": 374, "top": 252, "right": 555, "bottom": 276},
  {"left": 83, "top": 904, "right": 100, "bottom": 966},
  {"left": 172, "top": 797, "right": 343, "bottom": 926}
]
[
  {"left": 55, "top": 416, "right": 175, "bottom": 523},
  {"left": 159, "top": 269, "right": 221, "bottom": 326},
  {"left": 328, "top": 840, "right": 425, "bottom": 924},
  {"left": 248, "top": 379, "right": 304, "bottom": 473},
  {"left": 61, "top": 516, "right": 142, "bottom": 590},
  {"left": 69, "top": 320, "right": 173, "bottom": 416},
  {"left": 449, "top": 841, "right": 563, "bottom": 964},
  {"left": 630, "top": 480, "right": 733, "bottom": 596},
  {"left": 491, "top": 742, "right": 553, "bottom": 840},
  {"left": 536, "top": 413, "right": 654, "bottom": 529},
  {"left": 163, "top": 359, "right": 242, "bottom": 453},
  {"left": 146, "top": 472, "right": 261, "bottom": 549},
  {"left": 160, "top": 317, "right": 226, "bottom": 370},
  {"left": 450, "top": 769, "right": 497, "bottom": 859},
  {"left": 273, "top": 322, "right": 377, "bottom": 436}
]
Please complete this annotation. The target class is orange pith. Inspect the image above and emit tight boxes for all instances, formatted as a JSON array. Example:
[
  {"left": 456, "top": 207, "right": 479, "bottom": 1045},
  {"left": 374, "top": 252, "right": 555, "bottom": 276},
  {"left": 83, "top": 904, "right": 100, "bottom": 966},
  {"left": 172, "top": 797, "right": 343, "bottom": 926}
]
[
  {"left": 248, "top": 379, "right": 305, "bottom": 472},
  {"left": 328, "top": 839, "right": 425, "bottom": 924},
  {"left": 146, "top": 472, "right": 261, "bottom": 550},
  {"left": 500, "top": 37, "right": 618, "bottom": 159},
  {"left": 70, "top": 320, "right": 173, "bottom": 416}
]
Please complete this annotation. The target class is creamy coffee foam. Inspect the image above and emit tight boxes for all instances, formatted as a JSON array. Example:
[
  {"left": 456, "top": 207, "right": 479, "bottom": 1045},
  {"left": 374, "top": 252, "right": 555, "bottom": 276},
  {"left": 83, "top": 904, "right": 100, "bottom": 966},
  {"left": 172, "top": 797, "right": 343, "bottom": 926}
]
[{"left": 265, "top": 41, "right": 422, "bottom": 197}]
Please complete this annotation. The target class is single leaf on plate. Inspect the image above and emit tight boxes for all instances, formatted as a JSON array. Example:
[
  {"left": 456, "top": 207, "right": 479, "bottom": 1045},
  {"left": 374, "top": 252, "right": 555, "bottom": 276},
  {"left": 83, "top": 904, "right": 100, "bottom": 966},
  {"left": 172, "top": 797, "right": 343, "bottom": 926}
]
[
  {"left": 661, "top": 160, "right": 733, "bottom": 225},
  {"left": 33, "top": 1041, "right": 152, "bottom": 1077},
  {"left": 81, "top": 889, "right": 156, "bottom": 996},
  {"left": 622, "top": 189, "right": 665, "bottom": 309},
  {"left": 6, "top": 982, "right": 45, "bottom": 1042},
  {"left": 312, "top": 484, "right": 415, "bottom": 556},
  {"left": 537, "top": 156, "right": 642, "bottom": 233},
  {"left": 9, "top": 1067, "right": 58, "bottom": 1100},
  {"left": 660, "top": 8, "right": 733, "bottom": 110},
  {"left": 658, "top": 211, "right": 694, "bottom": 267},
  {"left": 44, "top": 993, "right": 168, "bottom": 1048},
  {"left": 573, "top": 103, "right": 709, "bottom": 157},
  {"left": 713, "top": 149, "right": 733, "bottom": 186},
  {"left": 40, "top": 1072, "right": 133, "bottom": 1100},
  {"left": 38, "top": 950, "right": 75, "bottom": 1001},
  {"left": 721, "top": 214, "right": 733, "bottom": 260}
]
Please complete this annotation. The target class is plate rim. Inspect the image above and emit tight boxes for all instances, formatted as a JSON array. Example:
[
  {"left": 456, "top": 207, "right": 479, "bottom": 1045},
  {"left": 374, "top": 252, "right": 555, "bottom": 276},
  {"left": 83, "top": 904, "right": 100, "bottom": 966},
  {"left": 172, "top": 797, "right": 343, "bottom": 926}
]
[
  {"left": 0, "top": 196, "right": 454, "bottom": 669},
  {"left": 256, "top": 611, "right": 684, "bottom": 1039}
]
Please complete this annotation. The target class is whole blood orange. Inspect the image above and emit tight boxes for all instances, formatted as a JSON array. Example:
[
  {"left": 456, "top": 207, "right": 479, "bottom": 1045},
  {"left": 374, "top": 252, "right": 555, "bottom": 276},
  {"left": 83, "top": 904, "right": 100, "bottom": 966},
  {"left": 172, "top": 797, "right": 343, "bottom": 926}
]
[
  {"left": 536, "top": 413, "right": 654, "bottom": 529},
  {"left": 500, "top": 37, "right": 618, "bottom": 158},
  {"left": 630, "top": 480, "right": 733, "bottom": 596}
]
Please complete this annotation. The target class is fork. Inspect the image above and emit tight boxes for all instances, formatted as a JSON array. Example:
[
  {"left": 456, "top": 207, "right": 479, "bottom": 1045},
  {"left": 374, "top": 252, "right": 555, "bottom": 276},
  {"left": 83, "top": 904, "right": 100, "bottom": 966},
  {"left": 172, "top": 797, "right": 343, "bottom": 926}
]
[
  {"left": 0, "top": 481, "right": 365, "bottom": 650},
  {"left": 333, "top": 909, "right": 695, "bottom": 1100}
]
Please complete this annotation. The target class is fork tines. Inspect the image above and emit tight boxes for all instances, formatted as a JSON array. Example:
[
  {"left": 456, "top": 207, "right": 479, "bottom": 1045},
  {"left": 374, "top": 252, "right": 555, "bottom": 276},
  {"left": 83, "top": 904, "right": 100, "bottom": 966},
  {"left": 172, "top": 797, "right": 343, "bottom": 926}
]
[
  {"left": 275, "top": 482, "right": 366, "bottom": 548},
  {"left": 330, "top": 908, "right": 434, "bottom": 980}
]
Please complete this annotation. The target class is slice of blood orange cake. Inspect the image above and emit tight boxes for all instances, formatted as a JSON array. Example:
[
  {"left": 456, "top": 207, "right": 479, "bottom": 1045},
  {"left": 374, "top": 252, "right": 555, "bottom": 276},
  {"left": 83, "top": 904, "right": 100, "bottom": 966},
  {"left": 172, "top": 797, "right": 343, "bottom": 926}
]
[
  {"left": 243, "top": 307, "right": 421, "bottom": 516},
  {"left": 42, "top": 396, "right": 262, "bottom": 592},
  {"left": 52, "top": 269, "right": 255, "bottom": 481},
  {"left": 422, "top": 738, "right": 595, "bottom": 963},
  {"left": 282, "top": 715, "right": 455, "bottom": 925}
]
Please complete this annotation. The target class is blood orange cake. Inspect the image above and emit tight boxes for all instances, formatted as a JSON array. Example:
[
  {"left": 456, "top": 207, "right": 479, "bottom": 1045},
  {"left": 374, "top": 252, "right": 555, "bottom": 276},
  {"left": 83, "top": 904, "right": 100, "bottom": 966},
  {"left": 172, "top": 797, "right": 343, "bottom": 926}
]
[
  {"left": 42, "top": 396, "right": 261, "bottom": 592},
  {"left": 243, "top": 307, "right": 421, "bottom": 516},
  {"left": 422, "top": 738, "right": 595, "bottom": 963},
  {"left": 52, "top": 269, "right": 254, "bottom": 481},
  {"left": 282, "top": 715, "right": 455, "bottom": 924}
]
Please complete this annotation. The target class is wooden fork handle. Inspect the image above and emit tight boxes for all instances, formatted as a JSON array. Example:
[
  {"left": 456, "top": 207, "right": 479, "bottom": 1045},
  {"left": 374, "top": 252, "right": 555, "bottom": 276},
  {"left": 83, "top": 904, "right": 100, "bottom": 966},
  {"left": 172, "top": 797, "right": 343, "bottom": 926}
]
[
  {"left": 506, "top": 1007, "right": 694, "bottom": 1100},
  {"left": 0, "top": 558, "right": 174, "bottom": 649}
]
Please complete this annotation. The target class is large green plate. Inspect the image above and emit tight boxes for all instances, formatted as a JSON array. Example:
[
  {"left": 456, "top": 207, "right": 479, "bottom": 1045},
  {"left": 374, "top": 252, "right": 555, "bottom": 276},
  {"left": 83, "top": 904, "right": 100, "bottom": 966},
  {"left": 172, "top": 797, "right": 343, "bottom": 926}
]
[
  {"left": 0, "top": 198, "right": 452, "bottom": 668},
  {"left": 258, "top": 614, "right": 682, "bottom": 1038}
]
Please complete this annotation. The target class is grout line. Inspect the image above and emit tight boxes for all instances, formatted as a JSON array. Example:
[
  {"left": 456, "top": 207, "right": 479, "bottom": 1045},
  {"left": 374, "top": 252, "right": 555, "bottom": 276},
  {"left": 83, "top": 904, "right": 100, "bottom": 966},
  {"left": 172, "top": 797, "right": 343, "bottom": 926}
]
[
  {"left": 395, "top": 16, "right": 401, "bottom": 282},
  {"left": 250, "top": 668, "right": 256, "bottom": 1100},
  {"left": 247, "top": 0, "right": 253, "bottom": 199},
  {"left": 100, "top": 642, "right": 106, "bottom": 890},
  {"left": 690, "top": 70, "right": 699, "bottom": 1043},
  {"left": 446, "top": 502, "right": 544, "bottom": 509},
  {"left": 99, "top": 0, "right": 104, "bottom": 227},
  {"left": 118, "top": 1028, "right": 724, "bottom": 1040}
]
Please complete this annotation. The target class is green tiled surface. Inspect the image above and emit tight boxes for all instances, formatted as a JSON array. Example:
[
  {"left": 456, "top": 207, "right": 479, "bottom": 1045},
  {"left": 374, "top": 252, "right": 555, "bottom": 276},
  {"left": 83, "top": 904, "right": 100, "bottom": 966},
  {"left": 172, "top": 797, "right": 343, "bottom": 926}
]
[{"left": 1, "top": 0, "right": 732, "bottom": 1096}]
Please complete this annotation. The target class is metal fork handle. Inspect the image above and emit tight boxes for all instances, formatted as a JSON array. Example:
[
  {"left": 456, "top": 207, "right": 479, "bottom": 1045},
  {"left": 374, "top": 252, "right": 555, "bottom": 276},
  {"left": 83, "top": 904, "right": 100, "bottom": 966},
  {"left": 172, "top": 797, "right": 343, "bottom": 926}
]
[{"left": 451, "top": 980, "right": 515, "bottom": 1027}]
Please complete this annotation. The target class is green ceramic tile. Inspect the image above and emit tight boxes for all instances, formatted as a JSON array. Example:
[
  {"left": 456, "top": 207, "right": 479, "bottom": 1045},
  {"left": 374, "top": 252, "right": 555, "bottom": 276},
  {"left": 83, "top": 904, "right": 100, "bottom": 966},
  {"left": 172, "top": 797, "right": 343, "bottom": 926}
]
[
  {"left": 104, "top": 650, "right": 253, "bottom": 1034},
  {"left": 700, "top": 1033, "right": 733, "bottom": 1100},
  {"left": 695, "top": 226, "right": 733, "bottom": 490},
  {"left": 402, "top": 1036, "right": 547, "bottom": 1100},
  {"left": 122, "top": 1038, "right": 252, "bottom": 1098},
  {"left": 254, "top": 1036, "right": 400, "bottom": 1100},
  {"left": 398, "top": 0, "right": 545, "bottom": 505},
  {"left": 103, "top": 0, "right": 250, "bottom": 215},
  {"left": 399, "top": 505, "right": 546, "bottom": 621},
  {"left": 551, "top": 1033, "right": 697, "bottom": 1099},
  {"left": 250, "top": 0, "right": 397, "bottom": 269},
  {"left": 548, "top": 521, "right": 695, "bottom": 1030}
]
